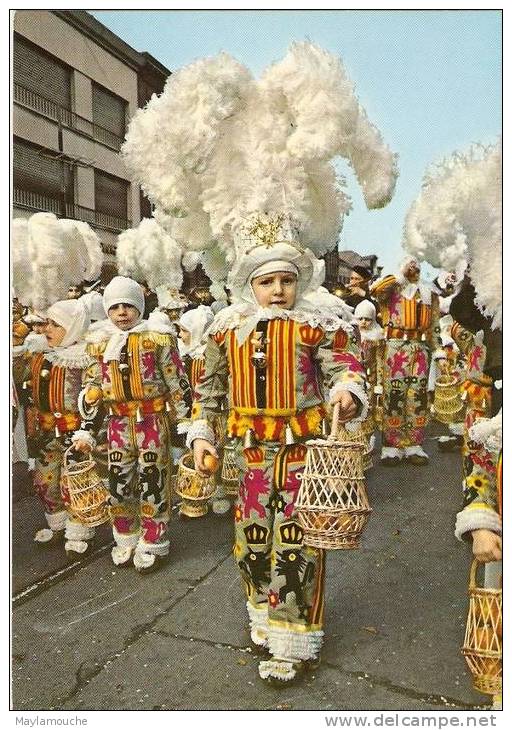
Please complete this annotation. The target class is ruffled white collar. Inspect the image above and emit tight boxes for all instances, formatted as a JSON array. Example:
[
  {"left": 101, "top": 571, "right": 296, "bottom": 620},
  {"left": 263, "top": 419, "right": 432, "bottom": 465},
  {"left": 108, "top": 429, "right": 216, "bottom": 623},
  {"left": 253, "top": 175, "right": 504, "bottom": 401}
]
[
  {"left": 209, "top": 301, "right": 352, "bottom": 345},
  {"left": 44, "top": 341, "right": 91, "bottom": 368},
  {"left": 395, "top": 272, "right": 433, "bottom": 304}
]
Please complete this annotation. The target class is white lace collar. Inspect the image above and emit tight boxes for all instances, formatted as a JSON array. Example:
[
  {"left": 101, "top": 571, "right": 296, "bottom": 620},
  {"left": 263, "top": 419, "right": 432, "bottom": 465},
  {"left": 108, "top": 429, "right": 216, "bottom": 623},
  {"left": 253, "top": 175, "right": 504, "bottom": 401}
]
[
  {"left": 209, "top": 301, "right": 353, "bottom": 344},
  {"left": 44, "top": 341, "right": 91, "bottom": 368}
]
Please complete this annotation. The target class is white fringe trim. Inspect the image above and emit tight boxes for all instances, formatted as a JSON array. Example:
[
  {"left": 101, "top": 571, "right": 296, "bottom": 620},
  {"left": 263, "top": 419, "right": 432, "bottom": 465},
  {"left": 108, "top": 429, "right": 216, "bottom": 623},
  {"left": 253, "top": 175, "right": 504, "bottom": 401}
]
[
  {"left": 468, "top": 413, "right": 502, "bottom": 453},
  {"left": 448, "top": 422, "right": 464, "bottom": 436},
  {"left": 46, "top": 510, "right": 67, "bottom": 531},
  {"left": 247, "top": 602, "right": 269, "bottom": 647},
  {"left": 136, "top": 537, "right": 170, "bottom": 556},
  {"left": 65, "top": 520, "right": 95, "bottom": 541},
  {"left": 455, "top": 508, "right": 502, "bottom": 542},
  {"left": 267, "top": 625, "right": 324, "bottom": 662},
  {"left": 185, "top": 419, "right": 216, "bottom": 449},
  {"left": 112, "top": 528, "right": 140, "bottom": 549}
]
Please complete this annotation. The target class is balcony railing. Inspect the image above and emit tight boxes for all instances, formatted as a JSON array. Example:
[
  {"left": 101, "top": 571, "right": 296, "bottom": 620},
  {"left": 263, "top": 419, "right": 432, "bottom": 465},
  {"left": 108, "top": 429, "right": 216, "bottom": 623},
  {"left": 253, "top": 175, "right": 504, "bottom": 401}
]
[
  {"left": 13, "top": 188, "right": 131, "bottom": 233},
  {"left": 14, "top": 83, "right": 124, "bottom": 152}
]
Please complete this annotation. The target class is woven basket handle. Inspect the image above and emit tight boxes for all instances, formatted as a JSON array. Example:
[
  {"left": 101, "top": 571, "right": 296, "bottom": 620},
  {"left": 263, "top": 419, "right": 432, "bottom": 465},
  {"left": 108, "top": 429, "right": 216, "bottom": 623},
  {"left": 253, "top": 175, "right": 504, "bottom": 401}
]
[
  {"left": 469, "top": 558, "right": 479, "bottom": 590},
  {"left": 328, "top": 402, "right": 341, "bottom": 441},
  {"left": 64, "top": 445, "right": 90, "bottom": 469}
]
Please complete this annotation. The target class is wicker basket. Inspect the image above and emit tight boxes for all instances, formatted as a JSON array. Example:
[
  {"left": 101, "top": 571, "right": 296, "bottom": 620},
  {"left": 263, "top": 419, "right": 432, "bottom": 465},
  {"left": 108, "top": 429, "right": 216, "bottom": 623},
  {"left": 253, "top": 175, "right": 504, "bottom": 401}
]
[
  {"left": 462, "top": 560, "right": 502, "bottom": 696},
  {"left": 220, "top": 440, "right": 240, "bottom": 498},
  {"left": 61, "top": 447, "right": 109, "bottom": 527},
  {"left": 337, "top": 420, "right": 373, "bottom": 471},
  {"left": 176, "top": 452, "right": 217, "bottom": 517},
  {"left": 433, "top": 374, "right": 464, "bottom": 424},
  {"left": 296, "top": 404, "right": 372, "bottom": 550}
]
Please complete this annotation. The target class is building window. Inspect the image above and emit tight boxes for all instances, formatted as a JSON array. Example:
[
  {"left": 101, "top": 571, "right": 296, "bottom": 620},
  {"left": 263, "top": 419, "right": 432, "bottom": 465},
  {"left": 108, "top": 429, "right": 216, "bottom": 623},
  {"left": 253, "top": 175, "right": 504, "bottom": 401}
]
[
  {"left": 92, "top": 82, "right": 127, "bottom": 142},
  {"left": 13, "top": 33, "right": 71, "bottom": 112},
  {"left": 94, "top": 169, "right": 129, "bottom": 227},
  {"left": 13, "top": 138, "right": 74, "bottom": 214}
]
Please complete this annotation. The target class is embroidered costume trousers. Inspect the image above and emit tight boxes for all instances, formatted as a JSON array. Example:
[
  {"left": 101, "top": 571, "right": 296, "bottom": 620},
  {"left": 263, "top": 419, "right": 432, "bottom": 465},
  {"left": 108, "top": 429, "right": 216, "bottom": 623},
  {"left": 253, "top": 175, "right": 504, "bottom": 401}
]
[
  {"left": 107, "top": 412, "right": 171, "bottom": 553},
  {"left": 33, "top": 436, "right": 94, "bottom": 538},
  {"left": 233, "top": 440, "right": 325, "bottom": 657},
  {"left": 382, "top": 339, "right": 430, "bottom": 448}
]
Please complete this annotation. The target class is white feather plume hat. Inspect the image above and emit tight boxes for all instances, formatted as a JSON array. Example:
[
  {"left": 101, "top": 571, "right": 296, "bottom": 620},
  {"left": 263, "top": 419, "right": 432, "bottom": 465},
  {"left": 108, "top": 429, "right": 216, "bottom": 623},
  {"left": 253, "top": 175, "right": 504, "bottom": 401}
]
[
  {"left": 123, "top": 42, "right": 399, "bottom": 295},
  {"left": 402, "top": 141, "right": 501, "bottom": 329}
]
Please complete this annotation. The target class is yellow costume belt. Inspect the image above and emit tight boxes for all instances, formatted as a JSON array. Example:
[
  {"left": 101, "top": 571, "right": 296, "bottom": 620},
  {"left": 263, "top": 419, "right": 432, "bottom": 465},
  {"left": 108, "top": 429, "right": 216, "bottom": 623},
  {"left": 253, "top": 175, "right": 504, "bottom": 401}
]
[
  {"left": 109, "top": 395, "right": 167, "bottom": 417},
  {"left": 227, "top": 404, "right": 326, "bottom": 443}
]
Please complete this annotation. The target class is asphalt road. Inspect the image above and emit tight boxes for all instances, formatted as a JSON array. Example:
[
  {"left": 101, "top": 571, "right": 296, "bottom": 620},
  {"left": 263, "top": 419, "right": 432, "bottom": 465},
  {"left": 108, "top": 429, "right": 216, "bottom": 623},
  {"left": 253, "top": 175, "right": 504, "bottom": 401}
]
[{"left": 11, "top": 428, "right": 490, "bottom": 712}]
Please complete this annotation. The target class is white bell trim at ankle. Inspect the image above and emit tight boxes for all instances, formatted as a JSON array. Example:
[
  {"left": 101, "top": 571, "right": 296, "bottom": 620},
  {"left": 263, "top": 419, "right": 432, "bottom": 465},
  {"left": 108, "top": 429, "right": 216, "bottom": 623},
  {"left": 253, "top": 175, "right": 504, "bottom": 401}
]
[
  {"left": 46, "top": 510, "right": 67, "bottom": 531},
  {"left": 65, "top": 519, "right": 95, "bottom": 541},
  {"left": 113, "top": 528, "right": 140, "bottom": 549},
  {"left": 136, "top": 538, "right": 169, "bottom": 557},
  {"left": 247, "top": 602, "right": 269, "bottom": 646},
  {"left": 267, "top": 625, "right": 324, "bottom": 662}
]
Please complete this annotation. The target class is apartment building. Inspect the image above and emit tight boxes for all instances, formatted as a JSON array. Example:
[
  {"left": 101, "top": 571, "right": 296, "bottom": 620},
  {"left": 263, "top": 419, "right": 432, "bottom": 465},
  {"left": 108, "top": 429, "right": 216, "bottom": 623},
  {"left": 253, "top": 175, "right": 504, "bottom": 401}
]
[{"left": 12, "top": 10, "right": 169, "bottom": 276}]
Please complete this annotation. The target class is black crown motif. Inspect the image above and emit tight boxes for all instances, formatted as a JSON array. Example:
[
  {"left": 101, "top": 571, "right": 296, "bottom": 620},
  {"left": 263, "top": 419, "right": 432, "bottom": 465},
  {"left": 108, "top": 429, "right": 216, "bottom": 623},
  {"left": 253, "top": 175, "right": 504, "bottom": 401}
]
[
  {"left": 279, "top": 521, "right": 304, "bottom": 547},
  {"left": 110, "top": 451, "right": 123, "bottom": 463},
  {"left": 244, "top": 523, "right": 269, "bottom": 546},
  {"left": 143, "top": 452, "right": 158, "bottom": 464}
]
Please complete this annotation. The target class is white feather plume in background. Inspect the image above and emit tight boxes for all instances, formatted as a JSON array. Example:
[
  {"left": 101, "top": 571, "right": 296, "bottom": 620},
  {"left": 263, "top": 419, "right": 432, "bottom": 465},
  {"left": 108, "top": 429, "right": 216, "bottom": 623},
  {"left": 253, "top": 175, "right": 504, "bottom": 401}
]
[
  {"left": 12, "top": 212, "right": 104, "bottom": 311},
  {"left": 117, "top": 218, "right": 184, "bottom": 292},
  {"left": 402, "top": 142, "right": 501, "bottom": 329}
]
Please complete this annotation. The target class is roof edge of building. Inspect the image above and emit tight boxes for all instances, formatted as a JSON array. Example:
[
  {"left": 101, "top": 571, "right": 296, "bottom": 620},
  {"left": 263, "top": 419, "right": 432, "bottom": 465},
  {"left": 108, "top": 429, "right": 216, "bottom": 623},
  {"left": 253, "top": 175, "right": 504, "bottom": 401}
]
[{"left": 52, "top": 10, "right": 170, "bottom": 77}]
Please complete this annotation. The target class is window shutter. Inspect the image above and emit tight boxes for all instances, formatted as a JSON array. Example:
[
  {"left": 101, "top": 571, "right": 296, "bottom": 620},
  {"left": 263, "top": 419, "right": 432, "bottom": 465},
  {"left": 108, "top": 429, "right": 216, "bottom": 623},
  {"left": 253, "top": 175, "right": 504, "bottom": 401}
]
[
  {"left": 92, "top": 83, "right": 126, "bottom": 138},
  {"left": 94, "top": 170, "right": 128, "bottom": 220},
  {"left": 13, "top": 34, "right": 71, "bottom": 110}
]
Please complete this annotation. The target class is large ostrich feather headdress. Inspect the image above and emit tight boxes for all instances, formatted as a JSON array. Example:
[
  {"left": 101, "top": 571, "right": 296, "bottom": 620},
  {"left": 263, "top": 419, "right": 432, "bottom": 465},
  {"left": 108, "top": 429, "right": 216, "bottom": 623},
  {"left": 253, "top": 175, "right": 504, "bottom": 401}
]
[
  {"left": 402, "top": 141, "right": 502, "bottom": 329},
  {"left": 12, "top": 212, "right": 103, "bottom": 311},
  {"left": 123, "top": 42, "right": 399, "bottom": 292}
]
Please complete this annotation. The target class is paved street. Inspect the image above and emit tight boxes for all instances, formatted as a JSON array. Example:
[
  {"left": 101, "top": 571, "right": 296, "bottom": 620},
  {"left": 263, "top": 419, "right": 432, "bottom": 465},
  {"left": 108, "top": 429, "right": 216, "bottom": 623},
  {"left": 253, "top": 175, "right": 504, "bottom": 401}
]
[{"left": 11, "top": 428, "right": 490, "bottom": 712}]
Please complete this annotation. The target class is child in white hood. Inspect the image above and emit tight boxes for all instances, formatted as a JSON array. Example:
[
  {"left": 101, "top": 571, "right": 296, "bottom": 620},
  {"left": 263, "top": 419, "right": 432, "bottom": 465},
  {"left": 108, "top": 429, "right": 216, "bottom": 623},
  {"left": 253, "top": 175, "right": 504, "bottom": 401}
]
[
  {"left": 74, "top": 277, "right": 190, "bottom": 573},
  {"left": 14, "top": 299, "right": 98, "bottom": 555}
]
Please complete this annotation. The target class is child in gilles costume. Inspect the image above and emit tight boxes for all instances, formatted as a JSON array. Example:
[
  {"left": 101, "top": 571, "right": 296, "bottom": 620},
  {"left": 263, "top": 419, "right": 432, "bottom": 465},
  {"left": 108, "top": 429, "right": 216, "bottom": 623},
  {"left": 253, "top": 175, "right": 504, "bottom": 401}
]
[
  {"left": 177, "top": 305, "right": 232, "bottom": 515},
  {"left": 122, "top": 41, "right": 398, "bottom": 681},
  {"left": 74, "top": 276, "right": 190, "bottom": 573},
  {"left": 189, "top": 225, "right": 368, "bottom": 683},
  {"left": 15, "top": 299, "right": 98, "bottom": 555}
]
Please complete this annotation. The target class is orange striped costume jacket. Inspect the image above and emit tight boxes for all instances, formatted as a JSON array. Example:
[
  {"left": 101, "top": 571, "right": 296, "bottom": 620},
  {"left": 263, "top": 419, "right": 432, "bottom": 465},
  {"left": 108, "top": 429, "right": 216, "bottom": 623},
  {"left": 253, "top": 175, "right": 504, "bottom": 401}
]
[
  {"left": 83, "top": 331, "right": 190, "bottom": 420},
  {"left": 191, "top": 317, "right": 366, "bottom": 443},
  {"left": 370, "top": 274, "right": 441, "bottom": 341}
]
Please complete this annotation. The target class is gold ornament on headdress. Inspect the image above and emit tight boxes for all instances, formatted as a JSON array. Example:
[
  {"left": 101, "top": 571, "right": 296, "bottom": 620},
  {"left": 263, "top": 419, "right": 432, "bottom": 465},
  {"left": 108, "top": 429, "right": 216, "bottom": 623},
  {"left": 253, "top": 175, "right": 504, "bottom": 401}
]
[{"left": 243, "top": 214, "right": 303, "bottom": 254}]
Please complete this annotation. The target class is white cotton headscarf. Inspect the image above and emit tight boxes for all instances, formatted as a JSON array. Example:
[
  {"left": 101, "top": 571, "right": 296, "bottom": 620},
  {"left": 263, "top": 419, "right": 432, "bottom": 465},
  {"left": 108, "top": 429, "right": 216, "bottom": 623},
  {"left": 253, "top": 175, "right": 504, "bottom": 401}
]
[
  {"left": 101, "top": 276, "right": 147, "bottom": 362},
  {"left": 354, "top": 299, "right": 384, "bottom": 342},
  {"left": 103, "top": 276, "right": 145, "bottom": 318},
  {"left": 178, "top": 305, "right": 215, "bottom": 358},
  {"left": 46, "top": 299, "right": 90, "bottom": 347}
]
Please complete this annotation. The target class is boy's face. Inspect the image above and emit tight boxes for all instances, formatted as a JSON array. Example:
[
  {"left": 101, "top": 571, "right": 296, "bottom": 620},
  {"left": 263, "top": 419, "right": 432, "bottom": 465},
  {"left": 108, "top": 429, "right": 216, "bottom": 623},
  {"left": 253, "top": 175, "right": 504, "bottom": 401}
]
[
  {"left": 108, "top": 303, "right": 140, "bottom": 330},
  {"left": 357, "top": 316, "right": 373, "bottom": 331},
  {"left": 251, "top": 272, "right": 298, "bottom": 309},
  {"left": 45, "top": 319, "right": 66, "bottom": 347},
  {"left": 178, "top": 327, "right": 191, "bottom": 345}
]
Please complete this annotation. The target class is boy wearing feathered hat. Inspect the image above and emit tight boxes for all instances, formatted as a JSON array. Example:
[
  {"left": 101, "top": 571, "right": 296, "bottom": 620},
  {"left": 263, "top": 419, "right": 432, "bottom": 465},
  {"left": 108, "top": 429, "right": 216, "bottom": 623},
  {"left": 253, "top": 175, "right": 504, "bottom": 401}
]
[
  {"left": 188, "top": 219, "right": 368, "bottom": 684},
  {"left": 74, "top": 276, "right": 190, "bottom": 573}
]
